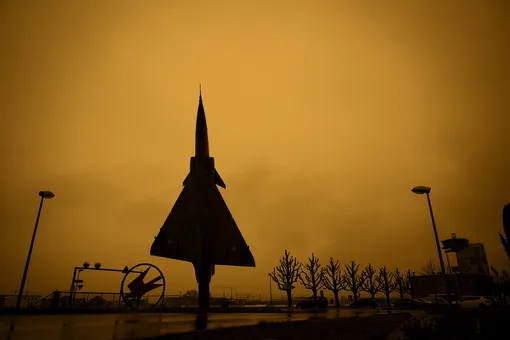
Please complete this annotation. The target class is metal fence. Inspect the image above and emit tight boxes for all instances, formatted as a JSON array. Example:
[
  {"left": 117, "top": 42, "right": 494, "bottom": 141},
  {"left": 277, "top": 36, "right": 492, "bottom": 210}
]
[
  {"left": 0, "top": 294, "right": 43, "bottom": 309},
  {"left": 0, "top": 291, "right": 292, "bottom": 309}
]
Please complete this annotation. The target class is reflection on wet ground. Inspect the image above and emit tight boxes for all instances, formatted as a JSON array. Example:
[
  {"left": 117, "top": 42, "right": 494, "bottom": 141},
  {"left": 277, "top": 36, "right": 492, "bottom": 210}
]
[
  {"left": 0, "top": 309, "right": 399, "bottom": 340},
  {"left": 195, "top": 313, "right": 208, "bottom": 331}
]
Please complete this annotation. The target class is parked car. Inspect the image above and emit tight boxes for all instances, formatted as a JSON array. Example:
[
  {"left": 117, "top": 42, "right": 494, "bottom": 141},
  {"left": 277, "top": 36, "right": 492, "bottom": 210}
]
[
  {"left": 454, "top": 296, "right": 493, "bottom": 308},
  {"left": 423, "top": 296, "right": 449, "bottom": 305},
  {"left": 349, "top": 298, "right": 380, "bottom": 309},
  {"left": 393, "top": 298, "right": 427, "bottom": 309},
  {"left": 296, "top": 296, "right": 328, "bottom": 309},
  {"left": 492, "top": 296, "right": 510, "bottom": 306},
  {"left": 393, "top": 298, "right": 438, "bottom": 309}
]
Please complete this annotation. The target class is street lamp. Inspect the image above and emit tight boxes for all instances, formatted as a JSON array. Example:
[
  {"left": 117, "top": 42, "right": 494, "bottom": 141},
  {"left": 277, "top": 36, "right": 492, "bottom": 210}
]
[
  {"left": 411, "top": 185, "right": 452, "bottom": 306},
  {"left": 16, "top": 191, "right": 55, "bottom": 309}
]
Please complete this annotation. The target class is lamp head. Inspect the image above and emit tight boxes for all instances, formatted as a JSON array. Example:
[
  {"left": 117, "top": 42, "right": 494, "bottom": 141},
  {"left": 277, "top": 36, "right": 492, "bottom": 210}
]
[
  {"left": 39, "top": 191, "right": 55, "bottom": 199},
  {"left": 411, "top": 186, "right": 431, "bottom": 195}
]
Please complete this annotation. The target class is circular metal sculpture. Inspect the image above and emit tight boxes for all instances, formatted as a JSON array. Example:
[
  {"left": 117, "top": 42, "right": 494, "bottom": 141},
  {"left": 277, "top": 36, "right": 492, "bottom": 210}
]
[{"left": 120, "top": 263, "right": 166, "bottom": 310}]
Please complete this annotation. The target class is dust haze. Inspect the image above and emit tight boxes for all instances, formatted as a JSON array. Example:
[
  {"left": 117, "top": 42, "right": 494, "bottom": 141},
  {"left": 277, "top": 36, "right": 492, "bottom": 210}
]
[{"left": 1, "top": 0, "right": 509, "bottom": 298}]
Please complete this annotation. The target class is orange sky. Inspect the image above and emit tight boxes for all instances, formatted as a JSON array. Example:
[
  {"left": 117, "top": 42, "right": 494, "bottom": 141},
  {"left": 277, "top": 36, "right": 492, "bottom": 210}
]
[{"left": 1, "top": 0, "right": 509, "bottom": 299}]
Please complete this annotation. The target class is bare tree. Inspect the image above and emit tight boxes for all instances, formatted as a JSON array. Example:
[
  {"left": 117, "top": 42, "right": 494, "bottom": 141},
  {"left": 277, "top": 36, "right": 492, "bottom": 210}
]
[
  {"left": 394, "top": 268, "right": 406, "bottom": 300},
  {"left": 269, "top": 250, "right": 301, "bottom": 308},
  {"left": 491, "top": 266, "right": 510, "bottom": 296},
  {"left": 491, "top": 266, "right": 500, "bottom": 279},
  {"left": 491, "top": 266, "right": 510, "bottom": 284},
  {"left": 323, "top": 257, "right": 344, "bottom": 308},
  {"left": 499, "top": 270, "right": 510, "bottom": 298},
  {"left": 344, "top": 261, "right": 364, "bottom": 303},
  {"left": 490, "top": 266, "right": 510, "bottom": 297},
  {"left": 421, "top": 260, "right": 440, "bottom": 275},
  {"left": 299, "top": 253, "right": 325, "bottom": 298},
  {"left": 404, "top": 269, "right": 414, "bottom": 297},
  {"left": 501, "top": 203, "right": 510, "bottom": 261},
  {"left": 360, "top": 264, "right": 382, "bottom": 299},
  {"left": 378, "top": 266, "right": 394, "bottom": 307}
]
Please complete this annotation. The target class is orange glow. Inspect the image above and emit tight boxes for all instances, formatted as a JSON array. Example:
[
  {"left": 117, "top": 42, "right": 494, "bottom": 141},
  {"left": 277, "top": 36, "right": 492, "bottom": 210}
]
[{"left": 1, "top": 0, "right": 509, "bottom": 297}]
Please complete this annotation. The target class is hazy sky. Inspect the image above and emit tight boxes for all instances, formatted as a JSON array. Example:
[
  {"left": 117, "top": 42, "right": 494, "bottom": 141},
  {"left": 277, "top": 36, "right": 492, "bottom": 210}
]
[{"left": 1, "top": 0, "right": 509, "bottom": 298}]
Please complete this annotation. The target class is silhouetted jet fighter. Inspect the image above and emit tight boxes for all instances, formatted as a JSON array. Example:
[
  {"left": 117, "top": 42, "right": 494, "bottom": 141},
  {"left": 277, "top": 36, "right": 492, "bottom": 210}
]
[{"left": 150, "top": 87, "right": 255, "bottom": 309}]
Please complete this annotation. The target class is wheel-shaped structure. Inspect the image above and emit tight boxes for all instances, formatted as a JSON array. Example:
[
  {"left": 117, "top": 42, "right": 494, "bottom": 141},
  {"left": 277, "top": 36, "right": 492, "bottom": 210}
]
[{"left": 120, "top": 263, "right": 165, "bottom": 310}]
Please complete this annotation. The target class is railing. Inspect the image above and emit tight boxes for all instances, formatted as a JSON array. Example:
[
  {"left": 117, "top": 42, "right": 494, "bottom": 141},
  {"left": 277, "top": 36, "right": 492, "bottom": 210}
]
[
  {"left": 1, "top": 291, "right": 291, "bottom": 310},
  {"left": 30, "top": 292, "right": 54, "bottom": 306},
  {"left": 0, "top": 294, "right": 43, "bottom": 309}
]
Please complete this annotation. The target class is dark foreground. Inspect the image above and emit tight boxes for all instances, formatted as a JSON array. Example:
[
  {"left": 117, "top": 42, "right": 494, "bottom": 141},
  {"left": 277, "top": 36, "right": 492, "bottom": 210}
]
[
  {"left": 0, "top": 309, "right": 389, "bottom": 340},
  {"left": 139, "top": 313, "right": 412, "bottom": 340},
  {"left": 401, "top": 308, "right": 510, "bottom": 339}
]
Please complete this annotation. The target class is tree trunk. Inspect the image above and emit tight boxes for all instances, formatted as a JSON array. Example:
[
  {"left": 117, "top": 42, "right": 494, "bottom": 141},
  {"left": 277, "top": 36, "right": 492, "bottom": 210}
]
[
  {"left": 312, "top": 288, "right": 317, "bottom": 298},
  {"left": 370, "top": 292, "right": 376, "bottom": 299},
  {"left": 286, "top": 290, "right": 292, "bottom": 309},
  {"left": 399, "top": 290, "right": 404, "bottom": 300},
  {"left": 385, "top": 292, "right": 391, "bottom": 307},
  {"left": 334, "top": 291, "right": 340, "bottom": 309},
  {"left": 353, "top": 289, "right": 358, "bottom": 302}
]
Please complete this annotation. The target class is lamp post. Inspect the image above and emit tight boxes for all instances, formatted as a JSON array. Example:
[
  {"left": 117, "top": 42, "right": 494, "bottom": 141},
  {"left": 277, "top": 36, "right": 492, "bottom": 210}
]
[
  {"left": 445, "top": 252, "right": 452, "bottom": 273},
  {"left": 16, "top": 191, "right": 55, "bottom": 309},
  {"left": 411, "top": 186, "right": 452, "bottom": 306},
  {"left": 268, "top": 273, "right": 273, "bottom": 307}
]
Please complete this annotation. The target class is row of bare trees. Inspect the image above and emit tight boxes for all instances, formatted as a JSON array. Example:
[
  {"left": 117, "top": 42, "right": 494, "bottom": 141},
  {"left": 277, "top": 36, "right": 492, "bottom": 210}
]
[{"left": 269, "top": 250, "right": 414, "bottom": 308}]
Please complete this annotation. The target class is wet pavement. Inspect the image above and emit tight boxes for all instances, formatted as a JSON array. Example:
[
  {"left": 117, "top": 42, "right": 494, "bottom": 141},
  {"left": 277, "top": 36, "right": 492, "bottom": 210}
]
[{"left": 0, "top": 309, "right": 392, "bottom": 340}]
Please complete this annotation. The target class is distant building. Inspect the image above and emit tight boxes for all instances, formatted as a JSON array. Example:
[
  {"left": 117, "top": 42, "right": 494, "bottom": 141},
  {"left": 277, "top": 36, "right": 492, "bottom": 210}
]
[
  {"left": 183, "top": 289, "right": 198, "bottom": 298},
  {"left": 410, "top": 274, "right": 492, "bottom": 298},
  {"left": 441, "top": 233, "right": 490, "bottom": 276},
  {"left": 409, "top": 234, "right": 493, "bottom": 298},
  {"left": 454, "top": 243, "right": 490, "bottom": 276}
]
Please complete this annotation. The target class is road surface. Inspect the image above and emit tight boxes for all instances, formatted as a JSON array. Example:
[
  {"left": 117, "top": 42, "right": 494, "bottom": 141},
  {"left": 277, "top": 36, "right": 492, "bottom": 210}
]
[{"left": 0, "top": 309, "right": 393, "bottom": 340}]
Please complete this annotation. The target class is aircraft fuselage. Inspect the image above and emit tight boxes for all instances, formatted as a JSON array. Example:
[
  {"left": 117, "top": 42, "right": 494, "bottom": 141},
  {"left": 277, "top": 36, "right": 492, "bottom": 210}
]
[{"left": 150, "top": 90, "right": 255, "bottom": 309}]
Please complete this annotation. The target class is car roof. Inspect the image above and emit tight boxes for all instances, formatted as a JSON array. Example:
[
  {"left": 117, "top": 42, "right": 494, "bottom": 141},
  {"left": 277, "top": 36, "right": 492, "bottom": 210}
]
[{"left": 459, "top": 296, "right": 482, "bottom": 300}]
